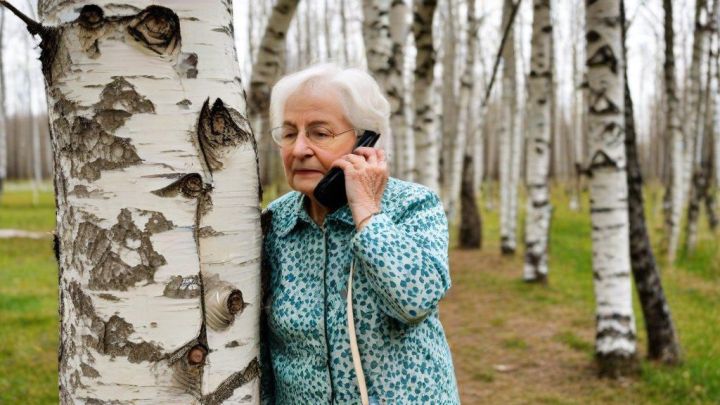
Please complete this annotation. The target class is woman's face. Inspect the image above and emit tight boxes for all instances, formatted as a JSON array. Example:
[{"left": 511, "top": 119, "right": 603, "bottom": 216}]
[{"left": 280, "top": 85, "right": 357, "bottom": 196}]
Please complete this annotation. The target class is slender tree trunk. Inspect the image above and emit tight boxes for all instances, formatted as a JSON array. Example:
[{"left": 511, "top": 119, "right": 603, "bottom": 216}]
[
  {"left": 0, "top": 8, "right": 6, "bottom": 195},
  {"left": 388, "top": 0, "right": 412, "bottom": 180},
  {"left": 441, "top": 0, "right": 465, "bottom": 222},
  {"left": 25, "top": 1, "right": 262, "bottom": 402},
  {"left": 341, "top": 0, "right": 352, "bottom": 65},
  {"left": 362, "top": 0, "right": 391, "bottom": 86},
  {"left": 458, "top": 0, "right": 482, "bottom": 248},
  {"left": 621, "top": 0, "right": 681, "bottom": 365},
  {"left": 523, "top": 0, "right": 552, "bottom": 282},
  {"left": 585, "top": 0, "right": 638, "bottom": 378},
  {"left": 681, "top": 0, "right": 708, "bottom": 238},
  {"left": 686, "top": 1, "right": 719, "bottom": 252},
  {"left": 247, "top": 0, "right": 299, "bottom": 191},
  {"left": 499, "top": 0, "right": 519, "bottom": 254},
  {"left": 412, "top": 0, "right": 440, "bottom": 192},
  {"left": 663, "top": 0, "right": 685, "bottom": 261},
  {"left": 570, "top": 0, "right": 586, "bottom": 212}
]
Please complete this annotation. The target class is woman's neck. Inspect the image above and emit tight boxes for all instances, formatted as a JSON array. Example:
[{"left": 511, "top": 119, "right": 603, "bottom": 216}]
[{"left": 305, "top": 195, "right": 328, "bottom": 227}]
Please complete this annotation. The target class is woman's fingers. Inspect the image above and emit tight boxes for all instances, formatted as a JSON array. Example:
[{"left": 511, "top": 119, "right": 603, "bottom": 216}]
[
  {"left": 345, "top": 154, "right": 367, "bottom": 169},
  {"left": 354, "top": 147, "right": 379, "bottom": 165}
]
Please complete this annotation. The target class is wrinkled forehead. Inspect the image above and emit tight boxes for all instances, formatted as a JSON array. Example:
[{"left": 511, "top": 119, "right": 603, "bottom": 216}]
[{"left": 283, "top": 82, "right": 348, "bottom": 124}]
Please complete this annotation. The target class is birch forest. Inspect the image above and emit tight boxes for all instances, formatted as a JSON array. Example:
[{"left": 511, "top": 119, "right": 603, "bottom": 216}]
[{"left": 0, "top": 0, "right": 718, "bottom": 403}]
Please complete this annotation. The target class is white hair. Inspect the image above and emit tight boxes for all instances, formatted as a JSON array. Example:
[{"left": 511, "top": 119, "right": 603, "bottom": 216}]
[{"left": 269, "top": 63, "right": 392, "bottom": 149}]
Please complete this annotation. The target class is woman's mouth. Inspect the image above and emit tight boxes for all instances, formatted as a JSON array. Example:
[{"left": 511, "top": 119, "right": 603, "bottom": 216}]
[{"left": 294, "top": 169, "right": 323, "bottom": 175}]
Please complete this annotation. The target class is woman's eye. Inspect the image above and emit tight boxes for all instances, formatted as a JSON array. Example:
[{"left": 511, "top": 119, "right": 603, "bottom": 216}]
[
  {"left": 311, "top": 129, "right": 332, "bottom": 138},
  {"left": 282, "top": 131, "right": 298, "bottom": 139}
]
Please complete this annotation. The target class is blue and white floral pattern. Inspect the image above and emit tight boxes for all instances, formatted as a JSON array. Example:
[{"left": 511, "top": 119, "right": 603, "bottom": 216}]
[{"left": 260, "top": 177, "right": 460, "bottom": 404}]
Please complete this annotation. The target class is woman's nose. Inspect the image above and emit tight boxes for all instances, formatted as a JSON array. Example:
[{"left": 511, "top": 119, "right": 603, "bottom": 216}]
[{"left": 290, "top": 130, "right": 314, "bottom": 158}]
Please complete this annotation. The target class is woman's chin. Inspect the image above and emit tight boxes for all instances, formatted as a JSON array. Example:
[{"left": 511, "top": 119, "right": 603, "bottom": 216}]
[{"left": 291, "top": 175, "right": 322, "bottom": 195}]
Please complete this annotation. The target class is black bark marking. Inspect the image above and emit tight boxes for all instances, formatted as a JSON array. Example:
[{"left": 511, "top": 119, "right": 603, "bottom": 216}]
[
  {"left": 78, "top": 5, "right": 105, "bottom": 29},
  {"left": 94, "top": 77, "right": 155, "bottom": 130},
  {"left": 589, "top": 150, "right": 620, "bottom": 171},
  {"left": 163, "top": 275, "right": 202, "bottom": 299},
  {"left": 197, "top": 98, "right": 254, "bottom": 172},
  {"left": 80, "top": 362, "right": 100, "bottom": 378},
  {"left": 144, "top": 211, "right": 175, "bottom": 233},
  {"left": 127, "top": 5, "right": 181, "bottom": 55},
  {"left": 587, "top": 44, "right": 618, "bottom": 74},
  {"left": 175, "top": 52, "right": 198, "bottom": 78},
  {"left": 201, "top": 358, "right": 260, "bottom": 405},
  {"left": 198, "top": 226, "right": 224, "bottom": 237},
  {"left": 97, "top": 293, "right": 121, "bottom": 302},
  {"left": 589, "top": 89, "right": 621, "bottom": 115},
  {"left": 73, "top": 209, "right": 168, "bottom": 291},
  {"left": 177, "top": 99, "right": 192, "bottom": 109},
  {"left": 68, "top": 282, "right": 164, "bottom": 363},
  {"left": 64, "top": 117, "right": 141, "bottom": 181},
  {"left": 151, "top": 173, "right": 211, "bottom": 200}
]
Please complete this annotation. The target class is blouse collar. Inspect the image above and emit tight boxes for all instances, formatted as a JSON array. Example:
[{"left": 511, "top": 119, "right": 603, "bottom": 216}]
[{"left": 276, "top": 192, "right": 355, "bottom": 237}]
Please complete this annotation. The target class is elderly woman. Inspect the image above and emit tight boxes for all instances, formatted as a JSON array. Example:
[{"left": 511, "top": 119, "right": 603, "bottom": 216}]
[{"left": 260, "top": 63, "right": 459, "bottom": 405}]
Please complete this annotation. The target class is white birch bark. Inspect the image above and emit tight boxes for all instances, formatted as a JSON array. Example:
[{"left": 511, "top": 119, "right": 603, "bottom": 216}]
[
  {"left": 248, "top": 0, "right": 298, "bottom": 189},
  {"left": 34, "top": 1, "right": 262, "bottom": 402},
  {"left": 585, "top": 0, "right": 638, "bottom": 376},
  {"left": 362, "top": 0, "right": 391, "bottom": 85},
  {"left": 445, "top": 0, "right": 478, "bottom": 224},
  {"left": 523, "top": 0, "right": 552, "bottom": 282},
  {"left": 682, "top": 0, "right": 708, "bottom": 203},
  {"left": 412, "top": 0, "right": 440, "bottom": 192},
  {"left": 361, "top": 0, "right": 395, "bottom": 162},
  {"left": 499, "top": 0, "right": 519, "bottom": 254},
  {"left": 663, "top": 0, "right": 685, "bottom": 263},
  {"left": 388, "top": 0, "right": 412, "bottom": 180},
  {"left": 440, "top": 0, "right": 461, "bottom": 220}
]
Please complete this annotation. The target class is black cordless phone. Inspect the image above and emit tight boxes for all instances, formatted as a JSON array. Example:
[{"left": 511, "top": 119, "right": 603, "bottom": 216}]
[{"left": 313, "top": 130, "right": 381, "bottom": 210}]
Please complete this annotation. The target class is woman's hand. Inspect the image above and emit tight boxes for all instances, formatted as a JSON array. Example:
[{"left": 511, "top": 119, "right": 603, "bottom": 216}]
[{"left": 331, "top": 147, "right": 389, "bottom": 230}]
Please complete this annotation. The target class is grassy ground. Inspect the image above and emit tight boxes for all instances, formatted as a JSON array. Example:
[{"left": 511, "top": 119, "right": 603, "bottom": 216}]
[{"left": 0, "top": 183, "right": 718, "bottom": 404}]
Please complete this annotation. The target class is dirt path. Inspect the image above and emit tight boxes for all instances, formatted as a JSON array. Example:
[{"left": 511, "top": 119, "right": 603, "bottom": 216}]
[{"left": 441, "top": 249, "right": 646, "bottom": 405}]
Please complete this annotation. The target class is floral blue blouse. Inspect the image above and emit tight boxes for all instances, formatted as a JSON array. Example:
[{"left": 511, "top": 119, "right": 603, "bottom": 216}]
[{"left": 260, "top": 177, "right": 459, "bottom": 404}]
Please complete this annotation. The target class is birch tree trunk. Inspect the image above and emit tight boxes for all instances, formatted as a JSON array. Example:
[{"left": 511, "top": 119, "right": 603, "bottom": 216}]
[
  {"left": 412, "top": 0, "right": 440, "bottom": 192},
  {"left": 663, "top": 0, "right": 685, "bottom": 261},
  {"left": 248, "top": 0, "right": 298, "bottom": 191},
  {"left": 458, "top": 0, "right": 485, "bottom": 249},
  {"left": 29, "top": 1, "right": 262, "bottom": 402},
  {"left": 621, "top": 0, "right": 681, "bottom": 363},
  {"left": 523, "top": 0, "right": 552, "bottom": 282},
  {"left": 441, "top": 0, "right": 465, "bottom": 222},
  {"left": 499, "top": 0, "right": 519, "bottom": 254},
  {"left": 681, "top": 0, "right": 708, "bottom": 220},
  {"left": 686, "top": 0, "right": 719, "bottom": 252},
  {"left": 361, "top": 0, "right": 395, "bottom": 162},
  {"left": 585, "top": 0, "right": 638, "bottom": 377},
  {"left": 388, "top": 0, "right": 412, "bottom": 180},
  {"left": 0, "top": 8, "right": 6, "bottom": 195}
]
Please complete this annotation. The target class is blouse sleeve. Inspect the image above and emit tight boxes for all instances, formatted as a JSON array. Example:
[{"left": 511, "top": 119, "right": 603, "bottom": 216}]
[{"left": 350, "top": 187, "right": 451, "bottom": 324}]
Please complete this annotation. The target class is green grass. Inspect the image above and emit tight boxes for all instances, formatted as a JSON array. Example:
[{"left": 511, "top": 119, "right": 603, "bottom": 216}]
[{"left": 0, "top": 181, "right": 718, "bottom": 404}]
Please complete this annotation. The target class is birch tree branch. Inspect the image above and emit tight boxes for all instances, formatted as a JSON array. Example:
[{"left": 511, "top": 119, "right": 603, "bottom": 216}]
[{"left": 0, "top": 0, "right": 44, "bottom": 35}]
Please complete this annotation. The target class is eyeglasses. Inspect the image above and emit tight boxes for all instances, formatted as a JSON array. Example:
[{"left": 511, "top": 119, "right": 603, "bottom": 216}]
[{"left": 270, "top": 124, "right": 358, "bottom": 148}]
